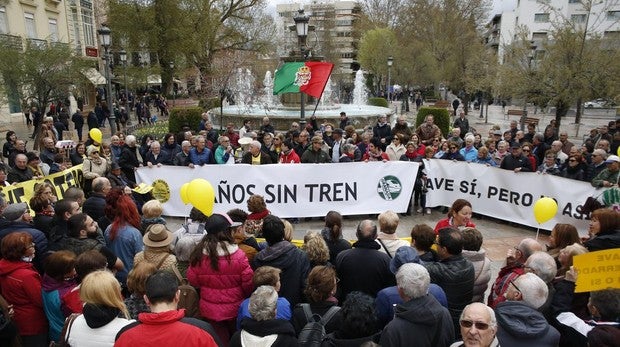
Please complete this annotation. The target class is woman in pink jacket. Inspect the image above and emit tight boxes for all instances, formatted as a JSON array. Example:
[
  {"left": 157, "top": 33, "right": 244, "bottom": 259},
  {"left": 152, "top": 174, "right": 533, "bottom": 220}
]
[{"left": 187, "top": 213, "right": 254, "bottom": 345}]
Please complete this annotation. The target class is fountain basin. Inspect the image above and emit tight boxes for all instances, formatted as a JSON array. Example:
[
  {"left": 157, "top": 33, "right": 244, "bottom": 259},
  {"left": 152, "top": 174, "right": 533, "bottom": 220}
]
[{"left": 210, "top": 104, "right": 394, "bottom": 131}]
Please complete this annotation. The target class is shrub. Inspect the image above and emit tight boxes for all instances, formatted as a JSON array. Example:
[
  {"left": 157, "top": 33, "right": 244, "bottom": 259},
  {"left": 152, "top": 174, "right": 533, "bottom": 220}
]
[
  {"left": 416, "top": 107, "right": 450, "bottom": 138},
  {"left": 133, "top": 121, "right": 170, "bottom": 142},
  {"left": 169, "top": 107, "right": 203, "bottom": 133},
  {"left": 368, "top": 97, "right": 388, "bottom": 107}
]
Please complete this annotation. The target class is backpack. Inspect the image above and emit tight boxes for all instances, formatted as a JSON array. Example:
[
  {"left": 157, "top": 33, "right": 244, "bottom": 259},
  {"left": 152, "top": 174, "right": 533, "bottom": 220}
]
[{"left": 297, "top": 304, "right": 340, "bottom": 347}]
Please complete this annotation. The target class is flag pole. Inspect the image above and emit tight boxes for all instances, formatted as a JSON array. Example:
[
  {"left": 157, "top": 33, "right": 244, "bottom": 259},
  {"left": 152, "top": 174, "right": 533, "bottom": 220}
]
[{"left": 311, "top": 93, "right": 322, "bottom": 119}]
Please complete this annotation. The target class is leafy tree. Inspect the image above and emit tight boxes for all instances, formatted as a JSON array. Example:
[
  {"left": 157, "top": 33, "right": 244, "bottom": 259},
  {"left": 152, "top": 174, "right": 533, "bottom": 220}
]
[{"left": 357, "top": 28, "right": 397, "bottom": 95}]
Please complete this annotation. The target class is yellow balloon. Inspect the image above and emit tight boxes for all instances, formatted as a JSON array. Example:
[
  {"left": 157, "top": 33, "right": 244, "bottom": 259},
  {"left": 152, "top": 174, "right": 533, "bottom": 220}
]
[
  {"left": 187, "top": 179, "right": 215, "bottom": 216},
  {"left": 533, "top": 197, "right": 558, "bottom": 224},
  {"left": 89, "top": 128, "right": 103, "bottom": 144},
  {"left": 180, "top": 183, "right": 190, "bottom": 205},
  {"left": 617, "top": 146, "right": 620, "bottom": 156}
]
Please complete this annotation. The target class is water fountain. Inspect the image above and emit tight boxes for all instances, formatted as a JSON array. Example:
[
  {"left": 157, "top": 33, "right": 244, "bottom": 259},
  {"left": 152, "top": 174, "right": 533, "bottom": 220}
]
[{"left": 211, "top": 68, "right": 392, "bottom": 130}]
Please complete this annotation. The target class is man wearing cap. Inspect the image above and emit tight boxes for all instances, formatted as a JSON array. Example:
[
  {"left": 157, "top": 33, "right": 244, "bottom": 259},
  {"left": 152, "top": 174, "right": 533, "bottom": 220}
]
[
  {"left": 82, "top": 177, "right": 112, "bottom": 222},
  {"left": 591, "top": 154, "right": 620, "bottom": 188},
  {"left": 241, "top": 140, "right": 272, "bottom": 165},
  {"left": 375, "top": 246, "right": 447, "bottom": 328},
  {"left": 107, "top": 162, "right": 136, "bottom": 193},
  {"left": 115, "top": 270, "right": 220, "bottom": 347},
  {"left": 0, "top": 202, "right": 48, "bottom": 272},
  {"left": 500, "top": 144, "right": 531, "bottom": 172},
  {"left": 8, "top": 153, "right": 34, "bottom": 183},
  {"left": 301, "top": 136, "right": 330, "bottom": 164},
  {"left": 380, "top": 263, "right": 454, "bottom": 347}
]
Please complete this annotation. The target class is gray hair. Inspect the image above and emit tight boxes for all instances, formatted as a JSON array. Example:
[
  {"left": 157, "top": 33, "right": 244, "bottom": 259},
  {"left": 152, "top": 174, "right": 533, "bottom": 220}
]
[
  {"left": 92, "top": 177, "right": 109, "bottom": 193},
  {"left": 460, "top": 302, "right": 497, "bottom": 329},
  {"left": 174, "top": 237, "right": 196, "bottom": 262},
  {"left": 181, "top": 140, "right": 191, "bottom": 148},
  {"left": 249, "top": 285, "right": 278, "bottom": 321},
  {"left": 396, "top": 263, "right": 430, "bottom": 300},
  {"left": 464, "top": 134, "right": 475, "bottom": 143},
  {"left": 592, "top": 149, "right": 607, "bottom": 159},
  {"left": 250, "top": 140, "right": 262, "bottom": 149},
  {"left": 518, "top": 238, "right": 542, "bottom": 259},
  {"left": 125, "top": 135, "right": 137, "bottom": 146},
  {"left": 524, "top": 252, "right": 557, "bottom": 284},
  {"left": 514, "top": 273, "right": 548, "bottom": 309},
  {"left": 150, "top": 141, "right": 161, "bottom": 149},
  {"left": 218, "top": 136, "right": 229, "bottom": 144}
]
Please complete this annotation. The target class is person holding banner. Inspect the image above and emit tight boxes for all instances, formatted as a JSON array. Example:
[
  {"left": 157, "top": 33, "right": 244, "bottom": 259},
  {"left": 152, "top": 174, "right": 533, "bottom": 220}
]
[{"left": 434, "top": 199, "right": 475, "bottom": 234}]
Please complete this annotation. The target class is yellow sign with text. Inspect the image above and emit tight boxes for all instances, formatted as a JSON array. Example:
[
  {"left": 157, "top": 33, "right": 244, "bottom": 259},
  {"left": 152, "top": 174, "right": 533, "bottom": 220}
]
[
  {"left": 0, "top": 165, "right": 84, "bottom": 206},
  {"left": 574, "top": 249, "right": 620, "bottom": 293}
]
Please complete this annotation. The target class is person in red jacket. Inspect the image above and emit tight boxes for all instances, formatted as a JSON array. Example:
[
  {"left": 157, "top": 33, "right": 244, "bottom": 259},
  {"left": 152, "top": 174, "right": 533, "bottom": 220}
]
[
  {"left": 187, "top": 213, "right": 254, "bottom": 344},
  {"left": 115, "top": 270, "right": 220, "bottom": 347},
  {"left": 279, "top": 139, "right": 300, "bottom": 164},
  {"left": 434, "top": 199, "right": 476, "bottom": 234},
  {"left": 0, "top": 232, "right": 48, "bottom": 346}
]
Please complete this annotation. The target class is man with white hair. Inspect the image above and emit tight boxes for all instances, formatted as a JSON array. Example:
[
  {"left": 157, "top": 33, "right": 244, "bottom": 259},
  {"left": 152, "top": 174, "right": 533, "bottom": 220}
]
[
  {"left": 143, "top": 141, "right": 169, "bottom": 167},
  {"left": 119, "top": 134, "right": 141, "bottom": 182},
  {"left": 495, "top": 273, "right": 560, "bottom": 346},
  {"left": 523, "top": 251, "right": 557, "bottom": 317},
  {"left": 241, "top": 140, "right": 272, "bottom": 165},
  {"left": 174, "top": 140, "right": 193, "bottom": 167},
  {"left": 551, "top": 140, "right": 568, "bottom": 165},
  {"left": 450, "top": 303, "right": 499, "bottom": 347},
  {"left": 380, "top": 263, "right": 454, "bottom": 347},
  {"left": 586, "top": 149, "right": 607, "bottom": 181},
  {"left": 459, "top": 135, "right": 478, "bottom": 162},
  {"left": 229, "top": 285, "right": 297, "bottom": 346}
]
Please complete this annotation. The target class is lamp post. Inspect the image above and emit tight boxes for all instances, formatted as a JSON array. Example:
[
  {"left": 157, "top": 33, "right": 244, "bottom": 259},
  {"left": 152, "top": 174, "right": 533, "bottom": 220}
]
[
  {"left": 97, "top": 25, "right": 114, "bottom": 107},
  {"left": 387, "top": 56, "right": 393, "bottom": 103},
  {"left": 520, "top": 42, "right": 537, "bottom": 131},
  {"left": 169, "top": 61, "right": 175, "bottom": 107},
  {"left": 294, "top": 9, "right": 310, "bottom": 129},
  {"left": 119, "top": 49, "right": 128, "bottom": 109}
]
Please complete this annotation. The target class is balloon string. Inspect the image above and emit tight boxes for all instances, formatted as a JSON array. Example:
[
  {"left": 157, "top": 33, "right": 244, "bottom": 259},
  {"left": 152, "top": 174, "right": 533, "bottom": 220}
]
[{"left": 535, "top": 227, "right": 540, "bottom": 241}]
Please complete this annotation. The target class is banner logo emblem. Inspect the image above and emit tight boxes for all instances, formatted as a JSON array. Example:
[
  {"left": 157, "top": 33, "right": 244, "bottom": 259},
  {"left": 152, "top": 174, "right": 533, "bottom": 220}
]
[
  {"left": 377, "top": 175, "right": 401, "bottom": 201},
  {"left": 294, "top": 66, "right": 311, "bottom": 86},
  {"left": 151, "top": 179, "right": 171, "bottom": 203}
]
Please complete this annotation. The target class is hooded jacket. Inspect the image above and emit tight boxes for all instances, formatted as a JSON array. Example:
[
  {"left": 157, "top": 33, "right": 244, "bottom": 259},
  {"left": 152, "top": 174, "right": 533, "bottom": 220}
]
[
  {"left": 0, "top": 259, "right": 47, "bottom": 336},
  {"left": 187, "top": 243, "right": 254, "bottom": 322},
  {"left": 0, "top": 219, "right": 48, "bottom": 271},
  {"left": 252, "top": 241, "right": 311, "bottom": 306},
  {"left": 67, "top": 304, "right": 134, "bottom": 346},
  {"left": 584, "top": 229, "right": 620, "bottom": 252},
  {"left": 42, "top": 274, "right": 78, "bottom": 341},
  {"left": 380, "top": 294, "right": 455, "bottom": 347},
  {"left": 230, "top": 318, "right": 297, "bottom": 347},
  {"left": 461, "top": 249, "right": 492, "bottom": 303},
  {"left": 115, "top": 309, "right": 219, "bottom": 347},
  {"left": 495, "top": 301, "right": 560, "bottom": 347}
]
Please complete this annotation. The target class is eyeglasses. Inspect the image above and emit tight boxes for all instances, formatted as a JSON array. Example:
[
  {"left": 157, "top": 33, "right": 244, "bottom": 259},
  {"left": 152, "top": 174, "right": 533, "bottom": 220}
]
[
  {"left": 510, "top": 280, "right": 522, "bottom": 293},
  {"left": 569, "top": 159, "right": 577, "bottom": 162},
  {"left": 522, "top": 149, "right": 530, "bottom": 152},
  {"left": 460, "top": 320, "right": 490, "bottom": 330}
]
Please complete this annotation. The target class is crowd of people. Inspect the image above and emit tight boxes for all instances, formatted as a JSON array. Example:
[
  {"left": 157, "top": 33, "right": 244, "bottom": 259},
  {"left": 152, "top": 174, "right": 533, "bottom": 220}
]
[{"left": 0, "top": 105, "right": 618, "bottom": 347}]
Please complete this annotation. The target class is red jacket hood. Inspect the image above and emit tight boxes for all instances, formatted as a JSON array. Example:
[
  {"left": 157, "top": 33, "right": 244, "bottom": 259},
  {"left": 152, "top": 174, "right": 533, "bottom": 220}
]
[
  {"left": 0, "top": 259, "right": 35, "bottom": 277},
  {"left": 138, "top": 309, "right": 186, "bottom": 325}
]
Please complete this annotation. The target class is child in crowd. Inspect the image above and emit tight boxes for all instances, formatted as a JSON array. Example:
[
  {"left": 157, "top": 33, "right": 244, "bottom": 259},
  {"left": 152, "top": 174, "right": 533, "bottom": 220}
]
[{"left": 140, "top": 199, "right": 166, "bottom": 234}]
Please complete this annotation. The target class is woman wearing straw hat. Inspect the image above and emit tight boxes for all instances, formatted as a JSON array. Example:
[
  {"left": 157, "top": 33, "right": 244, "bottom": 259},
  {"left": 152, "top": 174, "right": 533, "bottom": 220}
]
[{"left": 134, "top": 224, "right": 177, "bottom": 271}]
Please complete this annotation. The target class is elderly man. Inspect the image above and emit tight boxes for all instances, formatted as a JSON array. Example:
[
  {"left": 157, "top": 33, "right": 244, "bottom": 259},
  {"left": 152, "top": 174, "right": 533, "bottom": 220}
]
[
  {"left": 488, "top": 237, "right": 542, "bottom": 308},
  {"left": 0, "top": 202, "right": 48, "bottom": 271},
  {"left": 301, "top": 136, "right": 330, "bottom": 163},
  {"left": 591, "top": 154, "right": 620, "bottom": 188},
  {"left": 259, "top": 116, "right": 275, "bottom": 137},
  {"left": 40, "top": 137, "right": 57, "bottom": 166},
  {"left": 424, "top": 227, "right": 475, "bottom": 336},
  {"left": 119, "top": 135, "right": 141, "bottom": 182},
  {"left": 586, "top": 149, "right": 608, "bottom": 181},
  {"left": 8, "top": 139, "right": 27, "bottom": 168},
  {"left": 174, "top": 140, "right": 193, "bottom": 167},
  {"left": 189, "top": 136, "right": 211, "bottom": 166},
  {"left": 416, "top": 115, "right": 442, "bottom": 146},
  {"left": 336, "top": 219, "right": 395, "bottom": 301},
  {"left": 550, "top": 140, "right": 568, "bottom": 165},
  {"left": 8, "top": 154, "right": 34, "bottom": 183},
  {"left": 500, "top": 143, "right": 531, "bottom": 172},
  {"left": 523, "top": 252, "right": 557, "bottom": 317},
  {"left": 496, "top": 273, "right": 560, "bottom": 346},
  {"left": 559, "top": 131, "right": 574, "bottom": 155},
  {"left": 380, "top": 263, "right": 454, "bottom": 347},
  {"left": 450, "top": 303, "right": 499, "bottom": 347},
  {"left": 242, "top": 140, "right": 272, "bottom": 165},
  {"left": 144, "top": 141, "right": 169, "bottom": 167},
  {"left": 82, "top": 177, "right": 112, "bottom": 222}
]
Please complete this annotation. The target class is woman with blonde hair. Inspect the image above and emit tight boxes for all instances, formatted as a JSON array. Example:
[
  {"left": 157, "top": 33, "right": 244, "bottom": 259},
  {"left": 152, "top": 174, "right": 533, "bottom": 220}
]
[
  {"left": 66, "top": 270, "right": 134, "bottom": 346},
  {"left": 303, "top": 231, "right": 331, "bottom": 267}
]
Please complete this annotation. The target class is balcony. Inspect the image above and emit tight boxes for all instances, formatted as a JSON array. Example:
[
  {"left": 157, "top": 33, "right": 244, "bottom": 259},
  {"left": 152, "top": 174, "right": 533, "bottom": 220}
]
[
  {"left": 27, "top": 38, "right": 48, "bottom": 49},
  {"left": 0, "top": 34, "right": 24, "bottom": 51}
]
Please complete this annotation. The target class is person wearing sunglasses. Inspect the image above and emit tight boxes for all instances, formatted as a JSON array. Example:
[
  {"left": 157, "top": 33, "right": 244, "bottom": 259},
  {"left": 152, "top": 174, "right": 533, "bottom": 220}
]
[
  {"left": 495, "top": 273, "right": 560, "bottom": 346},
  {"left": 439, "top": 141, "right": 465, "bottom": 161},
  {"left": 450, "top": 302, "right": 498, "bottom": 347}
]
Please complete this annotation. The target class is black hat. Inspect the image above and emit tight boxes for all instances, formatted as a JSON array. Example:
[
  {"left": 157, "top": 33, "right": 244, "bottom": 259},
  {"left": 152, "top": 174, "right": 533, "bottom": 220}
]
[
  {"left": 511, "top": 143, "right": 521, "bottom": 149},
  {"left": 205, "top": 213, "right": 242, "bottom": 235},
  {"left": 111, "top": 162, "right": 121, "bottom": 170},
  {"left": 333, "top": 128, "right": 344, "bottom": 135}
]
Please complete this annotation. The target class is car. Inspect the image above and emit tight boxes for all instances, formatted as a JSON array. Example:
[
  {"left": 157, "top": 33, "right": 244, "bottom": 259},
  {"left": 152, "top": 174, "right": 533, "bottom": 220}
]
[{"left": 584, "top": 98, "right": 615, "bottom": 108}]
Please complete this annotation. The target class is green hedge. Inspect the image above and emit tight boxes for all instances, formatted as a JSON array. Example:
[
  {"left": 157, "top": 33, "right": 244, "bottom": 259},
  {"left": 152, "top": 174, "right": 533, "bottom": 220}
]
[
  {"left": 169, "top": 107, "right": 203, "bottom": 133},
  {"left": 198, "top": 97, "right": 221, "bottom": 110},
  {"left": 134, "top": 121, "right": 170, "bottom": 142},
  {"left": 368, "top": 97, "right": 388, "bottom": 107},
  {"left": 415, "top": 107, "right": 450, "bottom": 138}
]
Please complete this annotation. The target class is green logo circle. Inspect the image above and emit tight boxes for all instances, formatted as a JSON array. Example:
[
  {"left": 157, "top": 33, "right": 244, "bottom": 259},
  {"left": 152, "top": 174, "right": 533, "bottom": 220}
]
[{"left": 377, "top": 175, "right": 402, "bottom": 200}]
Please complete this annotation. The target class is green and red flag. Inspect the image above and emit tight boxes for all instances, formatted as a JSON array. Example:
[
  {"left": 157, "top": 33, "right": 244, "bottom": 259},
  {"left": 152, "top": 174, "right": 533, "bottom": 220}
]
[{"left": 273, "top": 62, "right": 334, "bottom": 98}]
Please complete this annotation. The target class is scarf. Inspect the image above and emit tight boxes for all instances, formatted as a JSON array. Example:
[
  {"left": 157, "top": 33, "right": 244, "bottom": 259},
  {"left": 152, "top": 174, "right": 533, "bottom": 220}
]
[
  {"left": 405, "top": 151, "right": 417, "bottom": 159},
  {"left": 248, "top": 209, "right": 270, "bottom": 220}
]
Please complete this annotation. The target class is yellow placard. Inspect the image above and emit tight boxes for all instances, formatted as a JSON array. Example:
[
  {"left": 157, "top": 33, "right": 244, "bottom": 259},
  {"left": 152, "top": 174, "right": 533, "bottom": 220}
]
[{"left": 573, "top": 249, "right": 620, "bottom": 293}]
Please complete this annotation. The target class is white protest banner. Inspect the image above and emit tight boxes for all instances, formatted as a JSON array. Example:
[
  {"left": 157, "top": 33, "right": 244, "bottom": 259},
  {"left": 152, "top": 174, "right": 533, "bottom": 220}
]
[
  {"left": 423, "top": 159, "right": 598, "bottom": 234},
  {"left": 136, "top": 162, "right": 419, "bottom": 218}
]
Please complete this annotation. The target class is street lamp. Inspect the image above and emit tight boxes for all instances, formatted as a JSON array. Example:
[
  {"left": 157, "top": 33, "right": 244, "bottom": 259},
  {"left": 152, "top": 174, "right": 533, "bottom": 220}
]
[
  {"left": 387, "top": 56, "right": 393, "bottom": 103},
  {"left": 169, "top": 61, "right": 175, "bottom": 107},
  {"left": 294, "top": 9, "right": 310, "bottom": 129},
  {"left": 97, "top": 24, "right": 114, "bottom": 107},
  {"left": 119, "top": 49, "right": 128, "bottom": 109}
]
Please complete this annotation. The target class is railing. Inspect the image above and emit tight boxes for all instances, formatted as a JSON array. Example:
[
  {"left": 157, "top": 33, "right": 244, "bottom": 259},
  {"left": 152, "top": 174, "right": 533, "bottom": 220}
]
[{"left": 0, "top": 34, "right": 24, "bottom": 51}]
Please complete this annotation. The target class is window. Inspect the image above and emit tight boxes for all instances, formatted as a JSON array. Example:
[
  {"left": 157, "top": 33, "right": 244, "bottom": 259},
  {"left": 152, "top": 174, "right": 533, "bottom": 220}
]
[
  {"left": 571, "top": 14, "right": 587, "bottom": 23},
  {"left": 532, "top": 32, "right": 548, "bottom": 40},
  {"left": 534, "top": 13, "right": 550, "bottom": 22},
  {"left": 81, "top": 1, "right": 94, "bottom": 46},
  {"left": 24, "top": 12, "right": 36, "bottom": 39},
  {"left": 48, "top": 18, "right": 58, "bottom": 41},
  {"left": 0, "top": 6, "right": 7, "bottom": 34},
  {"left": 72, "top": 8, "right": 81, "bottom": 53},
  {"left": 568, "top": 0, "right": 581, "bottom": 3},
  {"left": 608, "top": 11, "right": 620, "bottom": 20}
]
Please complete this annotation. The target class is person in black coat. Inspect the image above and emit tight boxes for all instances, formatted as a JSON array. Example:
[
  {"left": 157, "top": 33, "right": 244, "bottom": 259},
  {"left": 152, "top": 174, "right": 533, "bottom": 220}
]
[
  {"left": 335, "top": 220, "right": 395, "bottom": 302},
  {"left": 142, "top": 141, "right": 170, "bottom": 166},
  {"left": 252, "top": 215, "right": 311, "bottom": 307},
  {"left": 118, "top": 135, "right": 141, "bottom": 183},
  {"left": 500, "top": 144, "right": 532, "bottom": 172},
  {"left": 372, "top": 115, "right": 392, "bottom": 151},
  {"left": 230, "top": 286, "right": 297, "bottom": 347},
  {"left": 82, "top": 177, "right": 111, "bottom": 222}
]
